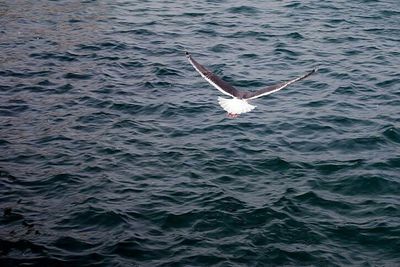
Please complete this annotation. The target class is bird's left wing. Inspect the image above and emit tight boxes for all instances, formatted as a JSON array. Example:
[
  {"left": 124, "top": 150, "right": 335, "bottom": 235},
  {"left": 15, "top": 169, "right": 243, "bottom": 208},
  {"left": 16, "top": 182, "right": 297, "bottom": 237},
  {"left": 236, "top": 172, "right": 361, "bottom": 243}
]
[
  {"left": 186, "top": 52, "right": 242, "bottom": 98},
  {"left": 243, "top": 68, "right": 317, "bottom": 100}
]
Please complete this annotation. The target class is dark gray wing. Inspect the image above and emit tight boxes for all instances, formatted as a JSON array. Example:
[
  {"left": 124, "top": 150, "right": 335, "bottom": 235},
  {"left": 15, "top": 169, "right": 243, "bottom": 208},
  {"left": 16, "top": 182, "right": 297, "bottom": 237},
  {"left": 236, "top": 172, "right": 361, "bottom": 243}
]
[
  {"left": 242, "top": 68, "right": 317, "bottom": 100},
  {"left": 186, "top": 52, "right": 242, "bottom": 98}
]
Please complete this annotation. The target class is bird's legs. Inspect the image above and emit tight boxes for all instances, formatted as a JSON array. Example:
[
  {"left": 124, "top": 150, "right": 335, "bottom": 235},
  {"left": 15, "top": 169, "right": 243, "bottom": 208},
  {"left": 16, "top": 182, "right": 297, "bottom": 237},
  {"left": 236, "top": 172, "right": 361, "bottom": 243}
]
[{"left": 227, "top": 113, "right": 239, "bottom": 118}]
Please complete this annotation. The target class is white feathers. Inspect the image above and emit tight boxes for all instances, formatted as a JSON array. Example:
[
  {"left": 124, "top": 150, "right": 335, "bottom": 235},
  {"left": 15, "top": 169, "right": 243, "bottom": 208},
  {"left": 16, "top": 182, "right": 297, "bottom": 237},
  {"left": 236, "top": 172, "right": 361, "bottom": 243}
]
[{"left": 218, "top": 97, "right": 256, "bottom": 115}]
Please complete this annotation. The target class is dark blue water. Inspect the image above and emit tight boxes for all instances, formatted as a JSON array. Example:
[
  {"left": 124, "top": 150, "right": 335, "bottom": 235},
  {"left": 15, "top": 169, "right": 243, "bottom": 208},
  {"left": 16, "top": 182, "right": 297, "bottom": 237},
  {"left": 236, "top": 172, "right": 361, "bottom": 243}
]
[{"left": 1, "top": 0, "right": 399, "bottom": 266}]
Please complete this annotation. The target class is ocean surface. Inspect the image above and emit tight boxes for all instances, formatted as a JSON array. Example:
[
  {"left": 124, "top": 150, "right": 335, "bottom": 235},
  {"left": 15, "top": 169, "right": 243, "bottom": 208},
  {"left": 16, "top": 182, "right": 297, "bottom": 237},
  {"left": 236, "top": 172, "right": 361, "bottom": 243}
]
[{"left": 1, "top": 0, "right": 399, "bottom": 266}]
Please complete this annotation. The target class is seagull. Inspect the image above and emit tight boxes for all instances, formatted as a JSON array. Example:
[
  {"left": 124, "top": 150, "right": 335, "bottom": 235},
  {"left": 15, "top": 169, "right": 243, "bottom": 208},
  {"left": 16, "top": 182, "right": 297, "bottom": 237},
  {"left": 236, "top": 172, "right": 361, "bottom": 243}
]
[{"left": 186, "top": 51, "right": 317, "bottom": 118}]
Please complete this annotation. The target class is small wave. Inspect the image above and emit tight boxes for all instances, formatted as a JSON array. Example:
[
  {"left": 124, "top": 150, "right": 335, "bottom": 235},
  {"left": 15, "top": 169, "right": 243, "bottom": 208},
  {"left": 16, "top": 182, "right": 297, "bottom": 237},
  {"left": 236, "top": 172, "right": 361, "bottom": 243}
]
[
  {"left": 37, "top": 79, "right": 56, "bottom": 86},
  {"left": 209, "top": 44, "right": 231, "bottom": 52},
  {"left": 284, "top": 2, "right": 302, "bottom": 8},
  {"left": 0, "top": 70, "right": 51, "bottom": 78},
  {"left": 328, "top": 136, "right": 387, "bottom": 152},
  {"left": 285, "top": 32, "right": 304, "bottom": 39},
  {"left": 30, "top": 52, "right": 77, "bottom": 62},
  {"left": 62, "top": 207, "right": 129, "bottom": 228},
  {"left": 79, "top": 96, "right": 112, "bottom": 109},
  {"left": 225, "top": 30, "right": 268, "bottom": 38},
  {"left": 370, "top": 157, "right": 400, "bottom": 169},
  {"left": 36, "top": 134, "right": 72, "bottom": 144},
  {"left": 227, "top": 6, "right": 260, "bottom": 15},
  {"left": 375, "top": 78, "right": 400, "bottom": 88},
  {"left": 63, "top": 72, "right": 92, "bottom": 80},
  {"left": 294, "top": 191, "right": 352, "bottom": 210},
  {"left": 382, "top": 125, "right": 400, "bottom": 144},
  {"left": 98, "top": 41, "right": 128, "bottom": 51},
  {"left": 274, "top": 48, "right": 301, "bottom": 57},
  {"left": 0, "top": 239, "right": 47, "bottom": 260},
  {"left": 250, "top": 157, "right": 302, "bottom": 172},
  {"left": 143, "top": 81, "right": 172, "bottom": 88},
  {"left": 154, "top": 66, "right": 182, "bottom": 77},
  {"left": 333, "top": 85, "right": 356, "bottom": 95},
  {"left": 76, "top": 44, "right": 102, "bottom": 51},
  {"left": 302, "top": 99, "right": 334, "bottom": 108},
  {"left": 0, "top": 139, "right": 11, "bottom": 146},
  {"left": 195, "top": 28, "right": 218, "bottom": 36},
  {"left": 183, "top": 12, "right": 206, "bottom": 17},
  {"left": 118, "top": 28, "right": 156, "bottom": 36},
  {"left": 120, "top": 61, "right": 144, "bottom": 68},
  {"left": 0, "top": 104, "right": 29, "bottom": 117},
  {"left": 54, "top": 83, "right": 73, "bottom": 94},
  {"left": 238, "top": 53, "right": 258, "bottom": 59},
  {"left": 328, "top": 175, "right": 400, "bottom": 196},
  {"left": 313, "top": 159, "right": 364, "bottom": 175},
  {"left": 53, "top": 236, "right": 98, "bottom": 252},
  {"left": 380, "top": 10, "right": 400, "bottom": 17}
]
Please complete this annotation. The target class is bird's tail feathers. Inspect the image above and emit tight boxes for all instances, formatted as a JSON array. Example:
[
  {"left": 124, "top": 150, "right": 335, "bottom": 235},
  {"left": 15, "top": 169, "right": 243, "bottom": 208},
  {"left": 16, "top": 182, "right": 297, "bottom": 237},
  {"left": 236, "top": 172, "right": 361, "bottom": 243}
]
[{"left": 218, "top": 97, "right": 256, "bottom": 115}]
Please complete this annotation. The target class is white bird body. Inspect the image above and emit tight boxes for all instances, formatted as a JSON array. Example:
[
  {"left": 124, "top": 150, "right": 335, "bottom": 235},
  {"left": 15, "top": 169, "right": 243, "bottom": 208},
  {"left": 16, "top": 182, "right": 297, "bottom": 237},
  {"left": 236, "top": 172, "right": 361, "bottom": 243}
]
[{"left": 186, "top": 51, "right": 317, "bottom": 117}]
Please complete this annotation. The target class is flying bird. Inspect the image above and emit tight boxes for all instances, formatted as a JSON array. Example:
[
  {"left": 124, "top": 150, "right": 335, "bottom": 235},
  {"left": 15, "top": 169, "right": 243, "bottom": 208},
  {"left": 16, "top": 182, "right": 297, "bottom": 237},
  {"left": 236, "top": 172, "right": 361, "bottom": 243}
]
[{"left": 186, "top": 51, "right": 317, "bottom": 118}]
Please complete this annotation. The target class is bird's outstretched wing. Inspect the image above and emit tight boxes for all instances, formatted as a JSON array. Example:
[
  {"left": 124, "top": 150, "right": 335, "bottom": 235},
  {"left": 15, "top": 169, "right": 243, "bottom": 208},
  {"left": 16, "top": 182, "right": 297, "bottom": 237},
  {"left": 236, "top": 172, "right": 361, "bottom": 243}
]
[
  {"left": 186, "top": 52, "right": 242, "bottom": 98},
  {"left": 242, "top": 68, "right": 317, "bottom": 100}
]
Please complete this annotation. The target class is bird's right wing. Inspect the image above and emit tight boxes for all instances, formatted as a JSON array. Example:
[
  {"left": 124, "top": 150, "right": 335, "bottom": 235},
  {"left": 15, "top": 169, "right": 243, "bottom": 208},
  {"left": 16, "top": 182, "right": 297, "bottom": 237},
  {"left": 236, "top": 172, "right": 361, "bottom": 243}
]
[
  {"left": 243, "top": 68, "right": 317, "bottom": 100},
  {"left": 186, "top": 52, "right": 241, "bottom": 98}
]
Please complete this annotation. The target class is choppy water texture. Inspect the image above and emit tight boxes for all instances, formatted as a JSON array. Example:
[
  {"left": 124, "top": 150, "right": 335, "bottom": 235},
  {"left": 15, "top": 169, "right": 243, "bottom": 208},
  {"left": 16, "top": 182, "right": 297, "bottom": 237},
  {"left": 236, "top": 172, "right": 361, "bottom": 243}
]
[{"left": 1, "top": 0, "right": 400, "bottom": 266}]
